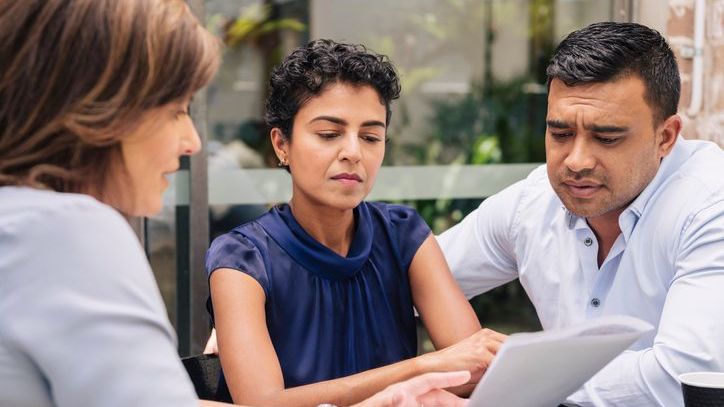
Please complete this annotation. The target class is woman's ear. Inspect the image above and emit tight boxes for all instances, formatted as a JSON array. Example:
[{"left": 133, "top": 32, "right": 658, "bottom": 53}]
[{"left": 270, "top": 128, "right": 288, "bottom": 165}]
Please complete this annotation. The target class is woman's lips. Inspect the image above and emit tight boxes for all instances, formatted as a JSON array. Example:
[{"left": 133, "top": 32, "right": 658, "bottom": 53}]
[
  {"left": 331, "top": 173, "right": 362, "bottom": 182},
  {"left": 161, "top": 169, "right": 177, "bottom": 188}
]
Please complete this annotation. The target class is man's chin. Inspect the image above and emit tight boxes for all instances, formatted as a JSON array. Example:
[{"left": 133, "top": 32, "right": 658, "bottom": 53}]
[
  {"left": 567, "top": 207, "right": 601, "bottom": 218},
  {"left": 563, "top": 199, "right": 626, "bottom": 220},
  {"left": 560, "top": 197, "right": 608, "bottom": 219}
]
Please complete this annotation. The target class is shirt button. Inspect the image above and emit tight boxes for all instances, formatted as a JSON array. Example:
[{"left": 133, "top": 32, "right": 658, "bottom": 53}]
[
  {"left": 591, "top": 298, "right": 601, "bottom": 307},
  {"left": 584, "top": 237, "right": 593, "bottom": 246}
]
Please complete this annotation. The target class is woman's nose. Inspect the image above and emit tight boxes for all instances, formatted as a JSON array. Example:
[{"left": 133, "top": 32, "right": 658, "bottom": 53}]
[
  {"left": 181, "top": 123, "right": 201, "bottom": 156},
  {"left": 338, "top": 134, "right": 361, "bottom": 163}
]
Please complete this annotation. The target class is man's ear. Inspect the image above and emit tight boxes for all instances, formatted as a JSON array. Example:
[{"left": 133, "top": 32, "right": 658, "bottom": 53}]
[{"left": 657, "top": 114, "right": 681, "bottom": 159}]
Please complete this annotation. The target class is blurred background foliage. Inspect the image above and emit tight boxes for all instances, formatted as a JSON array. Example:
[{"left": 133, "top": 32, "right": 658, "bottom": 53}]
[
  {"left": 201, "top": 0, "right": 614, "bottom": 336},
  {"left": 383, "top": 0, "right": 553, "bottom": 334}
]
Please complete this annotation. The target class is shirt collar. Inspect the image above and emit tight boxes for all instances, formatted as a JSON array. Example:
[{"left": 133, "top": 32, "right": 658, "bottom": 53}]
[
  {"left": 619, "top": 136, "right": 687, "bottom": 238},
  {"left": 565, "top": 206, "right": 587, "bottom": 231},
  {"left": 628, "top": 136, "right": 686, "bottom": 216}
]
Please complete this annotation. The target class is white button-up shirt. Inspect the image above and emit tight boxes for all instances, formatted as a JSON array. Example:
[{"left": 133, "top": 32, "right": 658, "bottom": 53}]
[{"left": 438, "top": 137, "right": 724, "bottom": 406}]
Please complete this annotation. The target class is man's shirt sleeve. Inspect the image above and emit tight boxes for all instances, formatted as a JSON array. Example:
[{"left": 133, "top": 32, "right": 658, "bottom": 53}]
[{"left": 436, "top": 178, "right": 525, "bottom": 299}]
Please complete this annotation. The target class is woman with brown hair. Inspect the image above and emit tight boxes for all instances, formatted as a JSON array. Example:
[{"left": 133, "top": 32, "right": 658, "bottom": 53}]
[
  {"left": 0, "top": 0, "right": 222, "bottom": 405},
  {"left": 0, "top": 1, "right": 472, "bottom": 406}
]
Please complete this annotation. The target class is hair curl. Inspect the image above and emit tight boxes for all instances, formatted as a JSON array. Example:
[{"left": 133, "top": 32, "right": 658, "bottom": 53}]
[{"left": 264, "top": 39, "right": 401, "bottom": 139}]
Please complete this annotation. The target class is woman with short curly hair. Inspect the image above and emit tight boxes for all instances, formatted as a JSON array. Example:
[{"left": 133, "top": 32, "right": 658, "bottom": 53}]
[{"left": 205, "top": 39, "right": 505, "bottom": 407}]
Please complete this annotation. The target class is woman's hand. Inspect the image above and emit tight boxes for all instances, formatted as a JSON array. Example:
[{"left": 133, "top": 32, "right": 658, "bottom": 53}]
[
  {"left": 421, "top": 328, "right": 507, "bottom": 383},
  {"left": 406, "top": 235, "right": 506, "bottom": 385},
  {"left": 353, "top": 371, "right": 471, "bottom": 407}
]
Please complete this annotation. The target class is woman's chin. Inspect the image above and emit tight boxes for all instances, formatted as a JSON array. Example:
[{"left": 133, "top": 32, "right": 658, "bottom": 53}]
[
  {"left": 115, "top": 198, "right": 163, "bottom": 218},
  {"left": 138, "top": 200, "right": 163, "bottom": 218},
  {"left": 330, "top": 199, "right": 365, "bottom": 213}
]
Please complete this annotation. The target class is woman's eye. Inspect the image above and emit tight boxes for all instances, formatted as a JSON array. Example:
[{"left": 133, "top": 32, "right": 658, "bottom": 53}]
[
  {"left": 361, "top": 134, "right": 383, "bottom": 143},
  {"left": 317, "top": 132, "right": 340, "bottom": 139}
]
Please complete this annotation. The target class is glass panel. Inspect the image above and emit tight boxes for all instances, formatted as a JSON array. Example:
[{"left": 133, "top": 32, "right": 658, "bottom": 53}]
[
  {"left": 197, "top": 0, "right": 614, "bottom": 344},
  {"left": 147, "top": 184, "right": 179, "bottom": 329},
  {"left": 205, "top": 0, "right": 310, "bottom": 239}
]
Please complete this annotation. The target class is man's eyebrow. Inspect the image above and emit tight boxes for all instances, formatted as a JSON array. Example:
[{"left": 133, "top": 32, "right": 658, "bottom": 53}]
[
  {"left": 546, "top": 120, "right": 629, "bottom": 133},
  {"left": 586, "top": 124, "right": 629, "bottom": 133},
  {"left": 546, "top": 120, "right": 570, "bottom": 129}
]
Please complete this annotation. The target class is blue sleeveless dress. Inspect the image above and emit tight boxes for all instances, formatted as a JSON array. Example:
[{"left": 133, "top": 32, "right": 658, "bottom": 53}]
[{"left": 205, "top": 201, "right": 430, "bottom": 388}]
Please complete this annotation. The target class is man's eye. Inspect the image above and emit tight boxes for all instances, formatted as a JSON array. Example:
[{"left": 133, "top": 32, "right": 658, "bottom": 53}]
[
  {"left": 551, "top": 132, "right": 573, "bottom": 139},
  {"left": 597, "top": 137, "right": 619, "bottom": 145}
]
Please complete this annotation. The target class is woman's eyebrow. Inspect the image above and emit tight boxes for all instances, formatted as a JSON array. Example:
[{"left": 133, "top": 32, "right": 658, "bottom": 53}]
[
  {"left": 309, "top": 116, "right": 346, "bottom": 125},
  {"left": 360, "top": 120, "right": 386, "bottom": 128},
  {"left": 309, "top": 116, "right": 386, "bottom": 129}
]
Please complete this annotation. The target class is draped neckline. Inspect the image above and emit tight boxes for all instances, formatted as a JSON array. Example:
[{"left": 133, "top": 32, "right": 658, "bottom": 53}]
[{"left": 257, "top": 203, "right": 373, "bottom": 280}]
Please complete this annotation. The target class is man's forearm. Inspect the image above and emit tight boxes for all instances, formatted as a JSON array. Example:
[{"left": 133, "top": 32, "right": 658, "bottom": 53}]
[{"left": 566, "top": 349, "right": 679, "bottom": 406}]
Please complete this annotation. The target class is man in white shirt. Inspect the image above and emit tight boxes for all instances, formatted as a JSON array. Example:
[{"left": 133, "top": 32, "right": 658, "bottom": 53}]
[{"left": 438, "top": 22, "right": 724, "bottom": 406}]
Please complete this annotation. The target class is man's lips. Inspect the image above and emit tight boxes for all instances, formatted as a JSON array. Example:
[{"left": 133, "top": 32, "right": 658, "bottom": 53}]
[
  {"left": 331, "top": 173, "right": 362, "bottom": 182},
  {"left": 562, "top": 180, "right": 603, "bottom": 198}
]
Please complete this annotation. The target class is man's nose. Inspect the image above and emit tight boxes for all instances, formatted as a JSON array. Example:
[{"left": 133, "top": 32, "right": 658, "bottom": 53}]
[{"left": 563, "top": 137, "right": 596, "bottom": 173}]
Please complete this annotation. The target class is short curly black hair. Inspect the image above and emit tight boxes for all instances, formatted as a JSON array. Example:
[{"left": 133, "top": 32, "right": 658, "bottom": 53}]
[{"left": 264, "top": 39, "right": 401, "bottom": 139}]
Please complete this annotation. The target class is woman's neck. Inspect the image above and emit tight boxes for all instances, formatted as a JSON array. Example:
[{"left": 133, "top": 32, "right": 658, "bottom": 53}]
[{"left": 288, "top": 196, "right": 356, "bottom": 257}]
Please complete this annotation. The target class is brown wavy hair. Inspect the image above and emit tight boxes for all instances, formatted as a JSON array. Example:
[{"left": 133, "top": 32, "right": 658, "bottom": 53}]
[{"left": 0, "top": 0, "right": 220, "bottom": 193}]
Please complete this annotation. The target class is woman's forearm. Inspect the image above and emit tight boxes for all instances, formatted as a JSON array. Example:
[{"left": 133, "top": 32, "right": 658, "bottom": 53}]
[{"left": 236, "top": 354, "right": 436, "bottom": 407}]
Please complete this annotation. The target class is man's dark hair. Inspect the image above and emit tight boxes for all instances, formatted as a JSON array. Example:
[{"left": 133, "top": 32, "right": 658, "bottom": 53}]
[
  {"left": 546, "top": 22, "right": 680, "bottom": 124},
  {"left": 265, "top": 39, "right": 401, "bottom": 139}
]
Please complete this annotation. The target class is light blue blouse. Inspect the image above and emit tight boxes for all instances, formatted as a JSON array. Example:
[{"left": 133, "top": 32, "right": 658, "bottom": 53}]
[{"left": 0, "top": 187, "right": 197, "bottom": 407}]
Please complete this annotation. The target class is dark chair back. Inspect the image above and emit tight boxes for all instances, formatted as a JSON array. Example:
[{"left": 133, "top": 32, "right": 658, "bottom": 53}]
[{"left": 181, "top": 354, "right": 232, "bottom": 402}]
